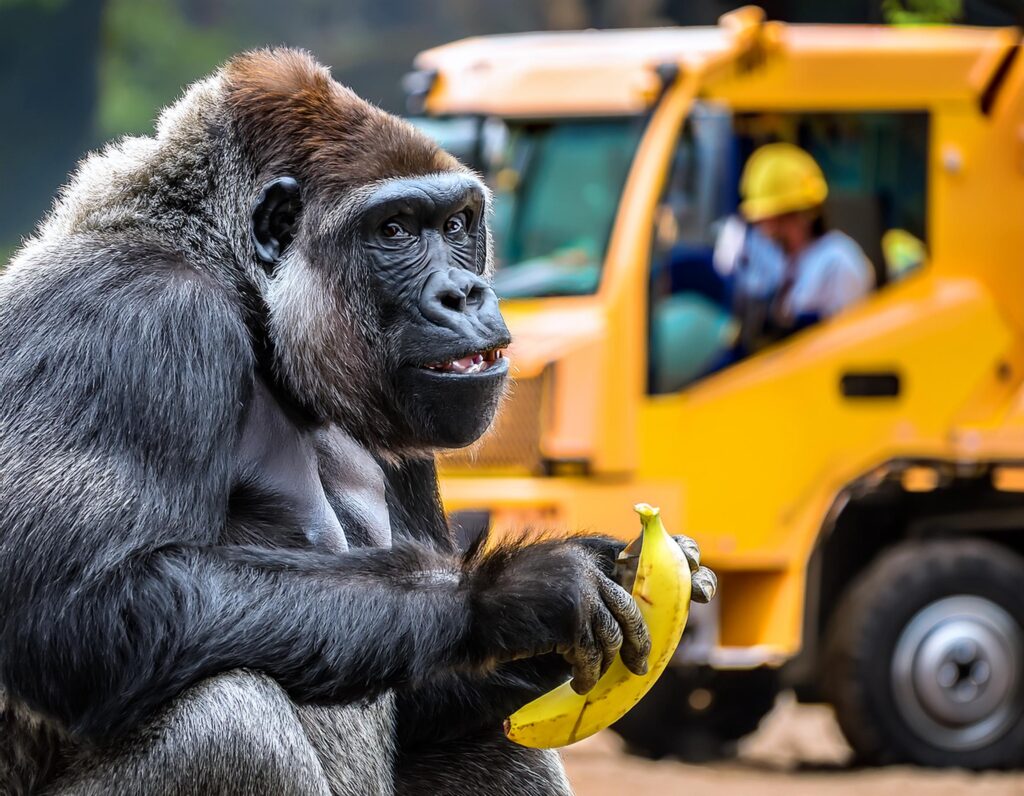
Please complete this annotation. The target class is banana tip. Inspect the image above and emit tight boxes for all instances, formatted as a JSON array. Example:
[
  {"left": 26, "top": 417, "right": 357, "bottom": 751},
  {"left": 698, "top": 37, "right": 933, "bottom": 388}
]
[{"left": 633, "top": 502, "right": 661, "bottom": 519}]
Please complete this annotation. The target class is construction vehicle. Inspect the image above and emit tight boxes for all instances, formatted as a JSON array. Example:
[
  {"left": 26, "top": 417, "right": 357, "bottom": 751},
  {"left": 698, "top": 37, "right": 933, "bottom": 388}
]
[{"left": 408, "top": 7, "right": 1024, "bottom": 768}]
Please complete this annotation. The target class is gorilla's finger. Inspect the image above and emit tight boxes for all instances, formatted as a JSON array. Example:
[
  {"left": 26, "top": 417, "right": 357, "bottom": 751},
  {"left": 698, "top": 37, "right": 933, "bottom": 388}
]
[
  {"left": 598, "top": 576, "right": 650, "bottom": 676},
  {"left": 691, "top": 566, "right": 718, "bottom": 604},
  {"left": 591, "top": 602, "right": 624, "bottom": 677},
  {"left": 672, "top": 534, "right": 701, "bottom": 573},
  {"left": 569, "top": 610, "right": 603, "bottom": 695}
]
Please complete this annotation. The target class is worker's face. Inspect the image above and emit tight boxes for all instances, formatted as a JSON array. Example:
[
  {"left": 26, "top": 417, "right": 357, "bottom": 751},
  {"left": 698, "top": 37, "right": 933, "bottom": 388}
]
[{"left": 755, "top": 210, "right": 814, "bottom": 256}]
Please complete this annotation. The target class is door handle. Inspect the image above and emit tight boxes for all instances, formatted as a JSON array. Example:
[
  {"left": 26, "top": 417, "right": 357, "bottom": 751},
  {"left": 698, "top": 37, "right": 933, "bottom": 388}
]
[{"left": 840, "top": 371, "right": 900, "bottom": 398}]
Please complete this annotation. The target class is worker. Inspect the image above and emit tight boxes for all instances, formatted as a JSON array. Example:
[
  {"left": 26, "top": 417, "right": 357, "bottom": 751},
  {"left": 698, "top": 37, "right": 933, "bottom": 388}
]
[{"left": 715, "top": 143, "right": 874, "bottom": 355}]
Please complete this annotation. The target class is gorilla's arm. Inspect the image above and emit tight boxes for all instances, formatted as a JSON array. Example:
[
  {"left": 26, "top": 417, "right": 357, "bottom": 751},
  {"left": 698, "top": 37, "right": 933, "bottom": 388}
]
[
  {"left": 380, "top": 459, "right": 629, "bottom": 747},
  {"left": 0, "top": 263, "right": 645, "bottom": 743},
  {"left": 382, "top": 461, "right": 716, "bottom": 747}
]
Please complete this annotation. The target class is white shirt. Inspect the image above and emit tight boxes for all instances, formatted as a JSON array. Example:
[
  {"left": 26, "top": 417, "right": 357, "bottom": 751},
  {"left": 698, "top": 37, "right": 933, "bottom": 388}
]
[
  {"left": 715, "top": 219, "right": 874, "bottom": 321},
  {"left": 783, "top": 230, "right": 874, "bottom": 319}
]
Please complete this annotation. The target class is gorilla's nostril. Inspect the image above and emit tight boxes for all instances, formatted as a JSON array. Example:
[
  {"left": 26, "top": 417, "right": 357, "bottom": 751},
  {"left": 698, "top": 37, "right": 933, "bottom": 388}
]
[
  {"left": 466, "top": 286, "right": 484, "bottom": 306},
  {"left": 440, "top": 291, "right": 466, "bottom": 313}
]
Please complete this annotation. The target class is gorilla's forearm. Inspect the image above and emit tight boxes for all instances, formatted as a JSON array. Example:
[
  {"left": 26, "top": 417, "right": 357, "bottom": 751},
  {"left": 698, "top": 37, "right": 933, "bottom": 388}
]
[
  {"left": 3, "top": 542, "right": 484, "bottom": 741},
  {"left": 4, "top": 535, "right": 615, "bottom": 743}
]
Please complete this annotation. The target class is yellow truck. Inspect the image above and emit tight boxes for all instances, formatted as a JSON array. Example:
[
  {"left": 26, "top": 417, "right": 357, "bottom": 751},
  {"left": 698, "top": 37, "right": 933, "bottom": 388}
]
[{"left": 410, "top": 7, "right": 1024, "bottom": 768}]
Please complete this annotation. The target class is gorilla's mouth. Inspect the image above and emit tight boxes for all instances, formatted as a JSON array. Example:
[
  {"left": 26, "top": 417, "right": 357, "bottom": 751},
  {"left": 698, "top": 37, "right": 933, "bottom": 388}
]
[{"left": 423, "top": 348, "right": 506, "bottom": 376}]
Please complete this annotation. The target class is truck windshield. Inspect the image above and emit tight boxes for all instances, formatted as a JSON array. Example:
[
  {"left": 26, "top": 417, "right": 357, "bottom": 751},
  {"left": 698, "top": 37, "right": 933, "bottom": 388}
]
[{"left": 413, "top": 116, "right": 645, "bottom": 298}]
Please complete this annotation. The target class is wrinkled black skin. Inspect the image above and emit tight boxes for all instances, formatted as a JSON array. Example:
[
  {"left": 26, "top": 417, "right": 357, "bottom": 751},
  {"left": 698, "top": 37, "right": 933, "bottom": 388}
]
[
  {"left": 359, "top": 174, "right": 511, "bottom": 448},
  {"left": 0, "top": 168, "right": 635, "bottom": 792}
]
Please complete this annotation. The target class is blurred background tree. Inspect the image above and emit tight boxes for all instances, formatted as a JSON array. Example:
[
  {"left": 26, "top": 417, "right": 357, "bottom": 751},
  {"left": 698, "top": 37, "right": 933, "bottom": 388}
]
[
  {"left": 0, "top": 0, "right": 1020, "bottom": 258},
  {"left": 882, "top": 0, "right": 963, "bottom": 24}
]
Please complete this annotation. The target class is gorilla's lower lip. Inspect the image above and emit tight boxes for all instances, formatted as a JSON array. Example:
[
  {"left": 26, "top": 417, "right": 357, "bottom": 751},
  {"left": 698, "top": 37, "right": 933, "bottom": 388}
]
[
  {"left": 422, "top": 348, "right": 506, "bottom": 376},
  {"left": 417, "top": 354, "right": 509, "bottom": 379}
]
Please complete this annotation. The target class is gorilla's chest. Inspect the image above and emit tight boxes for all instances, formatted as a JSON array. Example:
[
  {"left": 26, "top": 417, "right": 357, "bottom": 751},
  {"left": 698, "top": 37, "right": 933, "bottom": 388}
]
[{"left": 227, "top": 378, "right": 392, "bottom": 550}]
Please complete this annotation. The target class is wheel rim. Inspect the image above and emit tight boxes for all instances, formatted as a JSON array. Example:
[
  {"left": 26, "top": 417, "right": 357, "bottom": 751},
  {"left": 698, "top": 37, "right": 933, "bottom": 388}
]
[{"left": 891, "top": 595, "right": 1024, "bottom": 752}]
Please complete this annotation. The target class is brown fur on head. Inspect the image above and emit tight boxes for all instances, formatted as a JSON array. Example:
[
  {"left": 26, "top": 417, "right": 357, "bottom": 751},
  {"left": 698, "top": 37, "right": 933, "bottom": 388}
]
[{"left": 223, "top": 48, "right": 458, "bottom": 191}]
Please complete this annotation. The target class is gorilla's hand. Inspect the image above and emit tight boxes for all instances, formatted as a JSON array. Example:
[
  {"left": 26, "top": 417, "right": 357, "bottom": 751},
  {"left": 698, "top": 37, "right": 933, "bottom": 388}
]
[
  {"left": 668, "top": 534, "right": 718, "bottom": 604},
  {"left": 466, "top": 540, "right": 651, "bottom": 694},
  {"left": 578, "top": 534, "right": 718, "bottom": 605}
]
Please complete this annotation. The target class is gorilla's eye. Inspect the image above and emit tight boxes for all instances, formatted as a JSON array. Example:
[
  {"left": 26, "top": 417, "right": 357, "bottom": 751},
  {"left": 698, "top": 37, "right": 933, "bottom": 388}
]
[
  {"left": 381, "top": 220, "right": 409, "bottom": 239},
  {"left": 444, "top": 211, "right": 470, "bottom": 238}
]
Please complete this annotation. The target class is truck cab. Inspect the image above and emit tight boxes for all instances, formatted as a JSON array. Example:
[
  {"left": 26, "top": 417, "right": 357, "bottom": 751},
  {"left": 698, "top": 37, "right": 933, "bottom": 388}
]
[{"left": 412, "top": 8, "right": 1024, "bottom": 767}]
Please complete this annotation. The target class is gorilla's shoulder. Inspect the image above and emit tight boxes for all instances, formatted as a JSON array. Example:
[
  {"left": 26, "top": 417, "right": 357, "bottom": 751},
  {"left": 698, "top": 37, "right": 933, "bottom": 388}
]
[{"left": 0, "top": 236, "right": 249, "bottom": 361}]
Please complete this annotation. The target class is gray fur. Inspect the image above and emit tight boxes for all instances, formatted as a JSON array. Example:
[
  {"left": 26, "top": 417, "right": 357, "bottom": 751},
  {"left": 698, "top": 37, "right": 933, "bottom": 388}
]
[
  {"left": 44, "top": 672, "right": 336, "bottom": 796},
  {"left": 0, "top": 50, "right": 601, "bottom": 796}
]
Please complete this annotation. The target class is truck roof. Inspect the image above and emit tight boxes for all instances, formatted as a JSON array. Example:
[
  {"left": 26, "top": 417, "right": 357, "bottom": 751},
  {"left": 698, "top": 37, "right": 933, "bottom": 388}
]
[{"left": 415, "top": 15, "right": 1019, "bottom": 116}]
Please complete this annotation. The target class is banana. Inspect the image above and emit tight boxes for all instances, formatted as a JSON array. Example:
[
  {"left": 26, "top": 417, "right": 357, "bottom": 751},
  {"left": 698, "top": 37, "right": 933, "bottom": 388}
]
[{"left": 504, "top": 503, "right": 692, "bottom": 748}]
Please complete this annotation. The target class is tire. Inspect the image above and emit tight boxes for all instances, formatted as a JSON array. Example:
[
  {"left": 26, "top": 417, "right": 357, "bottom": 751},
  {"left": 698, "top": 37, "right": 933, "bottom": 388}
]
[
  {"left": 823, "top": 538, "right": 1024, "bottom": 768},
  {"left": 611, "top": 665, "right": 778, "bottom": 762}
]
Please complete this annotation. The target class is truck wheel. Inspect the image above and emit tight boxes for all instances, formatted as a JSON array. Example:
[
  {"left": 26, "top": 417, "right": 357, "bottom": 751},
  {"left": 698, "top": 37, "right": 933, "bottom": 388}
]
[
  {"left": 824, "top": 538, "right": 1024, "bottom": 768},
  {"left": 611, "top": 666, "right": 778, "bottom": 761}
]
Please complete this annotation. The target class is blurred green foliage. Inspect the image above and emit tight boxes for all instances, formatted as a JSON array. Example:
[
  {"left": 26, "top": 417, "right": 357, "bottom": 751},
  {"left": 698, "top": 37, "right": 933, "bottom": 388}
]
[
  {"left": 882, "top": 0, "right": 963, "bottom": 24},
  {"left": 0, "top": 0, "right": 68, "bottom": 9},
  {"left": 93, "top": 0, "right": 645, "bottom": 139},
  {"left": 98, "top": 0, "right": 243, "bottom": 138}
]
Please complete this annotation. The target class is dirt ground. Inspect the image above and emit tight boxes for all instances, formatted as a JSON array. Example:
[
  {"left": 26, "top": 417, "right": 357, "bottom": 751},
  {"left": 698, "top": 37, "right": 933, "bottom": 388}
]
[{"left": 560, "top": 695, "right": 1024, "bottom": 796}]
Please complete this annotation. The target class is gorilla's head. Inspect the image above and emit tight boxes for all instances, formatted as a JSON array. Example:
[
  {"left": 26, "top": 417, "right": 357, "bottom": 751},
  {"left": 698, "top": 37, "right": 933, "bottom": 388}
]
[{"left": 221, "top": 50, "right": 510, "bottom": 457}]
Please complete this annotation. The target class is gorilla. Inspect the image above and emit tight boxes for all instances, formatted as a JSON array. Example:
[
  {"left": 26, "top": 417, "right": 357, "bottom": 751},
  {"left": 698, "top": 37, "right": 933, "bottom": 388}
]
[{"left": 0, "top": 49, "right": 715, "bottom": 795}]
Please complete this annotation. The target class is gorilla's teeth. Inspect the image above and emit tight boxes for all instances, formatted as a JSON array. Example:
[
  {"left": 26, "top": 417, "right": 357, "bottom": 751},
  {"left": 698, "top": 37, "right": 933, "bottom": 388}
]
[
  {"left": 427, "top": 350, "right": 502, "bottom": 374},
  {"left": 449, "top": 355, "right": 481, "bottom": 373}
]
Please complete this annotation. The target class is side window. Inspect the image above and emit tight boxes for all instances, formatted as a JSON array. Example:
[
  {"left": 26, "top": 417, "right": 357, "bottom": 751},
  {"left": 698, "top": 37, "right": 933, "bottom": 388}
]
[
  {"left": 648, "top": 104, "right": 739, "bottom": 395},
  {"left": 648, "top": 109, "right": 929, "bottom": 396},
  {"left": 651, "top": 102, "right": 741, "bottom": 393}
]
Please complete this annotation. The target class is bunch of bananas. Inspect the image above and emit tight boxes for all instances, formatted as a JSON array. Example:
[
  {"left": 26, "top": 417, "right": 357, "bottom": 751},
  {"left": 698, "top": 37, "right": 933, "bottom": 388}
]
[{"left": 504, "top": 503, "right": 695, "bottom": 748}]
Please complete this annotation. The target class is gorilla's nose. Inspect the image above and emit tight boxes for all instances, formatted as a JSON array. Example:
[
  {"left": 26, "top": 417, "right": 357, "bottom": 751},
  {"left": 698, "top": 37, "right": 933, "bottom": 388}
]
[{"left": 419, "top": 269, "right": 507, "bottom": 339}]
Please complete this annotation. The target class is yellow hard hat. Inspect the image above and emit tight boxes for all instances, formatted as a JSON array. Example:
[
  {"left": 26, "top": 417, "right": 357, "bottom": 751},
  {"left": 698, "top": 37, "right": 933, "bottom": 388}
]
[{"left": 739, "top": 143, "right": 828, "bottom": 222}]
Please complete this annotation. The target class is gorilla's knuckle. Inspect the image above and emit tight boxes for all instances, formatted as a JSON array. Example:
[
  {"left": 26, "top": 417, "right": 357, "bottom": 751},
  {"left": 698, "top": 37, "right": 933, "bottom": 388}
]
[{"left": 597, "top": 611, "right": 623, "bottom": 644}]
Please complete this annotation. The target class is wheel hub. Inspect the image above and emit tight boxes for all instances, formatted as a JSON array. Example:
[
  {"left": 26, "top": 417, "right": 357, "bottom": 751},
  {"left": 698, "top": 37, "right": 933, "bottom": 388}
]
[{"left": 892, "top": 595, "right": 1023, "bottom": 751}]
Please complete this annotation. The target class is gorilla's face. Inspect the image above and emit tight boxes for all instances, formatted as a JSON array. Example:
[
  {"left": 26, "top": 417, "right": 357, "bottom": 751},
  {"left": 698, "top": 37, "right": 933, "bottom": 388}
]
[
  {"left": 362, "top": 172, "right": 510, "bottom": 449},
  {"left": 254, "top": 171, "right": 510, "bottom": 453}
]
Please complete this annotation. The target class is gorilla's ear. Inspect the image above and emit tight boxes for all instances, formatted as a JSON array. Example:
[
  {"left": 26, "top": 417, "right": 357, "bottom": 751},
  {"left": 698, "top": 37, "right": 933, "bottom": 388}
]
[{"left": 251, "top": 177, "right": 302, "bottom": 266}]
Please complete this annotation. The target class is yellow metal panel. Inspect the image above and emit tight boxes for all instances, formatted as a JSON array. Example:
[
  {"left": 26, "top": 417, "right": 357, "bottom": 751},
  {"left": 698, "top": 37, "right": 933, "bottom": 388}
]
[
  {"left": 716, "top": 570, "right": 794, "bottom": 649},
  {"left": 418, "top": 21, "right": 1015, "bottom": 117},
  {"left": 707, "top": 26, "right": 1017, "bottom": 109},
  {"left": 993, "top": 467, "right": 1024, "bottom": 492},
  {"left": 928, "top": 60, "right": 1024, "bottom": 333},
  {"left": 416, "top": 27, "right": 730, "bottom": 117},
  {"left": 901, "top": 466, "right": 941, "bottom": 492},
  {"left": 587, "top": 73, "right": 701, "bottom": 473}
]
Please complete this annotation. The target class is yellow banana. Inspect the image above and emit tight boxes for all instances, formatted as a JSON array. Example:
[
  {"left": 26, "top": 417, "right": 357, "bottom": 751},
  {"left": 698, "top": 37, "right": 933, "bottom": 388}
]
[{"left": 504, "top": 503, "right": 692, "bottom": 748}]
